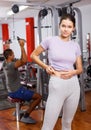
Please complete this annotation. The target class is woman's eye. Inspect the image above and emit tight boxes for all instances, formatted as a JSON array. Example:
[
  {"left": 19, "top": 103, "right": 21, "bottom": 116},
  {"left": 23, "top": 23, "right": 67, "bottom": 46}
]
[{"left": 61, "top": 25, "right": 65, "bottom": 27}]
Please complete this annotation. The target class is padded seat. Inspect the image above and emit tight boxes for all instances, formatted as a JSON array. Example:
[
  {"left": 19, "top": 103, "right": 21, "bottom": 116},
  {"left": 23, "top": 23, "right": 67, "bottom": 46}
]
[
  {"left": 7, "top": 96, "right": 24, "bottom": 121},
  {"left": 8, "top": 96, "right": 23, "bottom": 103}
]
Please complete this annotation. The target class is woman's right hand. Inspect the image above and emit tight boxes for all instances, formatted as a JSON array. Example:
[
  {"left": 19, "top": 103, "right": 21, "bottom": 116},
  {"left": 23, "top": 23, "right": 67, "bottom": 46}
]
[{"left": 46, "top": 66, "right": 55, "bottom": 75}]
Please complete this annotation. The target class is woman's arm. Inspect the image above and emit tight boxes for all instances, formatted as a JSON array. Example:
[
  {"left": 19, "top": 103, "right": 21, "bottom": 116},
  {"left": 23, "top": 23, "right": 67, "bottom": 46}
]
[
  {"left": 73, "top": 56, "right": 83, "bottom": 75},
  {"left": 31, "top": 45, "right": 48, "bottom": 69}
]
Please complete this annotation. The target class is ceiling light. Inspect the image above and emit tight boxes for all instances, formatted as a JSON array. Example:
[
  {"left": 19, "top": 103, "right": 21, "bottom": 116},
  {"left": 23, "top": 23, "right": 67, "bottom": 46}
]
[
  {"left": 7, "top": 10, "right": 14, "bottom": 16},
  {"left": 19, "top": 6, "right": 28, "bottom": 11}
]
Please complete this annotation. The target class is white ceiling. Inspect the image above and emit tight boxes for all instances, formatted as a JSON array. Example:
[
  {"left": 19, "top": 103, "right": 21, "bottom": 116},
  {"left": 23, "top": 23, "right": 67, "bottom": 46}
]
[{"left": 0, "top": 0, "right": 91, "bottom": 24}]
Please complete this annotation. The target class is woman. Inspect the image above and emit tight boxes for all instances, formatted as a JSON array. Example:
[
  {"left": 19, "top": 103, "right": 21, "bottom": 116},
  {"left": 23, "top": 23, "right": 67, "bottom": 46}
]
[{"left": 31, "top": 14, "right": 83, "bottom": 130}]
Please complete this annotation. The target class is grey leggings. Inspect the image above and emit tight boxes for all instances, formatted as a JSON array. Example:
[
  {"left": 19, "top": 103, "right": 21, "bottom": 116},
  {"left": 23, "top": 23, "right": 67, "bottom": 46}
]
[{"left": 41, "top": 76, "right": 80, "bottom": 130}]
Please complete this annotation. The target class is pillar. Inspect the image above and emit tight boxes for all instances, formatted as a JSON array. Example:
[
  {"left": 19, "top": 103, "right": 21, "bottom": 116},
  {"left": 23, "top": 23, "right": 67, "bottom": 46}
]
[
  {"left": 25, "top": 17, "right": 35, "bottom": 62},
  {"left": 2, "top": 24, "right": 9, "bottom": 42},
  {"left": 1, "top": 24, "right": 9, "bottom": 50}
]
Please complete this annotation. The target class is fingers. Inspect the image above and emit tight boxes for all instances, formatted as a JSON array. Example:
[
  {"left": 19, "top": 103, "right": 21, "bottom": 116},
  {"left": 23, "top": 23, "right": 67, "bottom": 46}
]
[
  {"left": 60, "top": 71, "right": 72, "bottom": 79},
  {"left": 46, "top": 66, "right": 55, "bottom": 74},
  {"left": 19, "top": 39, "right": 26, "bottom": 43},
  {"left": 18, "top": 39, "right": 25, "bottom": 47},
  {"left": 17, "top": 36, "right": 26, "bottom": 42},
  {"left": 60, "top": 75, "right": 71, "bottom": 79}
]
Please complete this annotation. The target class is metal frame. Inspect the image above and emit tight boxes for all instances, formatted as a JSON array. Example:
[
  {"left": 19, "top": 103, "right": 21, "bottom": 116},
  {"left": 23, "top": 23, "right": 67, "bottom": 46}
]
[
  {"left": 73, "top": 7, "right": 86, "bottom": 111},
  {"left": 37, "top": 6, "right": 59, "bottom": 104}
]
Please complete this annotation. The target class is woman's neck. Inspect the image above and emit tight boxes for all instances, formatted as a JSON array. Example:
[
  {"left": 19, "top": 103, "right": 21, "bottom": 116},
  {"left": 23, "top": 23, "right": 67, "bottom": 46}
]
[{"left": 59, "top": 35, "right": 70, "bottom": 42}]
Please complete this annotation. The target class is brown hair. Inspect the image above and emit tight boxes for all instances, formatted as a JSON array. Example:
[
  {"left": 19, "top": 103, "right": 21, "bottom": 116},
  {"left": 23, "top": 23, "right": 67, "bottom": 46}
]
[
  {"left": 59, "top": 14, "right": 75, "bottom": 27},
  {"left": 3, "top": 49, "right": 13, "bottom": 59}
]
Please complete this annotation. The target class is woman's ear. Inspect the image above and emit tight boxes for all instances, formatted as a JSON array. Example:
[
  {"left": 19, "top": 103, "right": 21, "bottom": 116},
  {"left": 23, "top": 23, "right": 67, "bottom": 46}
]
[{"left": 72, "top": 28, "right": 76, "bottom": 35}]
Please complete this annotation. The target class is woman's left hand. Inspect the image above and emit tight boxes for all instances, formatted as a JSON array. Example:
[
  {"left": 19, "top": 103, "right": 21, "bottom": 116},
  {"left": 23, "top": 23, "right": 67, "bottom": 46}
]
[{"left": 60, "top": 70, "right": 75, "bottom": 79}]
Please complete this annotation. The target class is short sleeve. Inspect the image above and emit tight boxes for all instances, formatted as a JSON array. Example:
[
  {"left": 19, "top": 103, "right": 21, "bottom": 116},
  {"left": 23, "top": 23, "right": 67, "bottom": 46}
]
[
  {"left": 76, "top": 43, "right": 81, "bottom": 57},
  {"left": 40, "top": 37, "right": 51, "bottom": 50}
]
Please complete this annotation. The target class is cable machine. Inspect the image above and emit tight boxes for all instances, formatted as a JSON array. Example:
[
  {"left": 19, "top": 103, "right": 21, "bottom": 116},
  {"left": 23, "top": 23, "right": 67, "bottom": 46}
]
[
  {"left": 73, "top": 7, "right": 86, "bottom": 111},
  {"left": 37, "top": 6, "right": 59, "bottom": 107}
]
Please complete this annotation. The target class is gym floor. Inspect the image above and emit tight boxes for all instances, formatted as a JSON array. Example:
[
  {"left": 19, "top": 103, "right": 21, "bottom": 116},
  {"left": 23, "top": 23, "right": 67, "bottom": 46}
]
[{"left": 0, "top": 91, "right": 91, "bottom": 130}]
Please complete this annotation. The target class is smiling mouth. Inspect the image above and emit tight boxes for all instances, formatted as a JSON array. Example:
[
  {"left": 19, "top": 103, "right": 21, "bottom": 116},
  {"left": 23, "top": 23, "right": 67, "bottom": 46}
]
[{"left": 63, "top": 32, "right": 69, "bottom": 36}]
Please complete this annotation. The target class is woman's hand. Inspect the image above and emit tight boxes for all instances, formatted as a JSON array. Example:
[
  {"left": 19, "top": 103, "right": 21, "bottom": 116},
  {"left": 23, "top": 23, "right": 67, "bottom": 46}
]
[
  {"left": 46, "top": 66, "right": 55, "bottom": 75},
  {"left": 60, "top": 70, "right": 76, "bottom": 79}
]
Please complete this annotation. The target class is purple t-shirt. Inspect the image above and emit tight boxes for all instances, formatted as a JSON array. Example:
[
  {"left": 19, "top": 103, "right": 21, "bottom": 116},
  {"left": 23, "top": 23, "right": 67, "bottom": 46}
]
[{"left": 40, "top": 36, "right": 81, "bottom": 71}]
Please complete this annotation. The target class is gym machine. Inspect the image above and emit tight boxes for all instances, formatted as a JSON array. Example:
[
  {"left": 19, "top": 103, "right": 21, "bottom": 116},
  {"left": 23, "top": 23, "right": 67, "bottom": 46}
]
[
  {"left": 83, "top": 33, "right": 91, "bottom": 91},
  {"left": 73, "top": 7, "right": 86, "bottom": 111},
  {"left": 0, "top": 57, "right": 8, "bottom": 99},
  {"left": 37, "top": 6, "right": 59, "bottom": 107}
]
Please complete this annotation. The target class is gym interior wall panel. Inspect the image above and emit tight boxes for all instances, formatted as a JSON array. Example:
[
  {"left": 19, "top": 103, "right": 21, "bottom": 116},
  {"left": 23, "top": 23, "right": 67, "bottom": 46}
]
[
  {"left": 25, "top": 17, "right": 35, "bottom": 62},
  {"left": 9, "top": 20, "right": 27, "bottom": 58},
  {"left": 79, "top": 4, "right": 91, "bottom": 50}
]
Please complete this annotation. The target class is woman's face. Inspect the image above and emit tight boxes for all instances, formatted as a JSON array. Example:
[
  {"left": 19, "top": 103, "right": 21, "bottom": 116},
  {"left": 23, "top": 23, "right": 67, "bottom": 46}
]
[{"left": 59, "top": 18, "right": 75, "bottom": 39}]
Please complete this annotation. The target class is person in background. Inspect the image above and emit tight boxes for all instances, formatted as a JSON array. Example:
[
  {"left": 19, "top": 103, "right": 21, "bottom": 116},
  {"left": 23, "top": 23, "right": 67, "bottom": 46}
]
[
  {"left": 2, "top": 38, "right": 42, "bottom": 124},
  {"left": 31, "top": 14, "right": 83, "bottom": 130}
]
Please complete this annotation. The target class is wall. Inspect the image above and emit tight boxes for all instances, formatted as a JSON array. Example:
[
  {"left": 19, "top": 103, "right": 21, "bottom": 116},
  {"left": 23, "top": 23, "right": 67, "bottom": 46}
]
[
  {"left": 9, "top": 20, "right": 26, "bottom": 58},
  {"left": 79, "top": 4, "right": 91, "bottom": 50}
]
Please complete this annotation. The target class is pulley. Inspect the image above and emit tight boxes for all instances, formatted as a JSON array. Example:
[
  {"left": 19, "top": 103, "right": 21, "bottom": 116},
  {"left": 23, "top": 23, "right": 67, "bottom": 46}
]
[{"left": 11, "top": 4, "right": 19, "bottom": 13}]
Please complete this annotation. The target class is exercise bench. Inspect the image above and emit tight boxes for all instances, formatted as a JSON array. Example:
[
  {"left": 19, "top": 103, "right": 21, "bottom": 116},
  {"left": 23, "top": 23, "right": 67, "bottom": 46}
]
[
  {"left": 7, "top": 96, "right": 24, "bottom": 121},
  {"left": 7, "top": 82, "right": 36, "bottom": 122}
]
